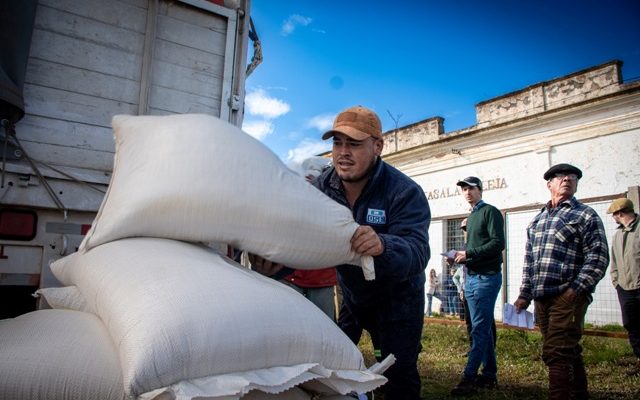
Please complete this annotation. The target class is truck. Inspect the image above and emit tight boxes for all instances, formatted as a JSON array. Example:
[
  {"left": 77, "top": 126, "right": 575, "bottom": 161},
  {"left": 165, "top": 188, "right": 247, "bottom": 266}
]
[{"left": 0, "top": 0, "right": 256, "bottom": 318}]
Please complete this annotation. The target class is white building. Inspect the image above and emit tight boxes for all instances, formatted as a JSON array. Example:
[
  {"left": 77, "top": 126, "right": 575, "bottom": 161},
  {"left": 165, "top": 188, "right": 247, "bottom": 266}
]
[{"left": 381, "top": 60, "right": 640, "bottom": 326}]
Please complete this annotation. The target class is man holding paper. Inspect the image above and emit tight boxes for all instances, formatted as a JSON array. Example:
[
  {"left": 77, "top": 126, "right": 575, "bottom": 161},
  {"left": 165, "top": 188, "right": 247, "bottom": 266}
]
[
  {"left": 449, "top": 176, "right": 505, "bottom": 396},
  {"left": 514, "top": 163, "right": 609, "bottom": 400}
]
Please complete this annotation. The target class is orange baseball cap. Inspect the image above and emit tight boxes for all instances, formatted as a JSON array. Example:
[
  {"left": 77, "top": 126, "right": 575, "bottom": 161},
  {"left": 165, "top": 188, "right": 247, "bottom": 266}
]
[{"left": 322, "top": 105, "right": 382, "bottom": 141}]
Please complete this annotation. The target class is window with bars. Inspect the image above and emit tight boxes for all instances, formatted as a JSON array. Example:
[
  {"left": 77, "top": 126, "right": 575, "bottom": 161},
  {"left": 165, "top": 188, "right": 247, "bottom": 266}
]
[
  {"left": 446, "top": 218, "right": 467, "bottom": 252},
  {"left": 439, "top": 218, "right": 467, "bottom": 317}
]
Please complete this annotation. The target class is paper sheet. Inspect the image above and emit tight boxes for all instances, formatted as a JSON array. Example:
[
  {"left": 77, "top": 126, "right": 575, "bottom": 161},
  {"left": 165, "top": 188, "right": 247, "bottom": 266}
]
[
  {"left": 440, "top": 249, "right": 457, "bottom": 261},
  {"left": 502, "top": 303, "right": 534, "bottom": 329}
]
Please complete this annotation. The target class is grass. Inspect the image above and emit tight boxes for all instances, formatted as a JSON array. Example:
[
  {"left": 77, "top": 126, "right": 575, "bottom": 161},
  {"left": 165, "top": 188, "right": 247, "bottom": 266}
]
[
  {"left": 584, "top": 323, "right": 626, "bottom": 332},
  {"left": 358, "top": 320, "right": 640, "bottom": 399}
]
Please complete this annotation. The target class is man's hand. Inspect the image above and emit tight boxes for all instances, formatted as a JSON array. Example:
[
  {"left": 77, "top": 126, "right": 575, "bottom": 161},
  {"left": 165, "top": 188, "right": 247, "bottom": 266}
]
[
  {"left": 562, "top": 287, "right": 578, "bottom": 303},
  {"left": 454, "top": 251, "right": 467, "bottom": 263},
  {"left": 247, "top": 253, "right": 284, "bottom": 277},
  {"left": 351, "top": 225, "right": 384, "bottom": 257},
  {"left": 459, "top": 291, "right": 464, "bottom": 301},
  {"left": 514, "top": 297, "right": 530, "bottom": 313}
]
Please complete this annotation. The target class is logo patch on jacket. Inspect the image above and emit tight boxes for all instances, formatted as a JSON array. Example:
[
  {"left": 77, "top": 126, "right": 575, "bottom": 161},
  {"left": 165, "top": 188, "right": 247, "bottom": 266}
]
[{"left": 366, "top": 208, "right": 386, "bottom": 224}]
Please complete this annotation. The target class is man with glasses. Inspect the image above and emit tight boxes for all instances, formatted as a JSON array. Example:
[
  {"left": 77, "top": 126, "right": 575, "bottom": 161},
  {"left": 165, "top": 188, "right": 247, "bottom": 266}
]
[{"left": 514, "top": 163, "right": 609, "bottom": 400}]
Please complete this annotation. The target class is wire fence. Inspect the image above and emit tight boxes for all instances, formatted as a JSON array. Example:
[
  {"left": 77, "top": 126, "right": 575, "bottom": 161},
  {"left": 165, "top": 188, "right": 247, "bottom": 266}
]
[
  {"left": 502, "top": 200, "right": 621, "bottom": 326},
  {"left": 426, "top": 200, "right": 623, "bottom": 327}
]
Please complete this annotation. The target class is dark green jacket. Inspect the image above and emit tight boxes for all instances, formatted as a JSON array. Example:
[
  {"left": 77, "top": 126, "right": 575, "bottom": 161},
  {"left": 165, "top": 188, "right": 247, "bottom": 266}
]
[{"left": 466, "top": 202, "right": 505, "bottom": 274}]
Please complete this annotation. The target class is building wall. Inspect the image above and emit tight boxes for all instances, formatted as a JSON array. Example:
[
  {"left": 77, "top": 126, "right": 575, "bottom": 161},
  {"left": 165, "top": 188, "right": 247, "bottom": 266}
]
[
  {"left": 381, "top": 117, "right": 443, "bottom": 156},
  {"left": 381, "top": 61, "right": 640, "bottom": 325},
  {"left": 475, "top": 62, "right": 622, "bottom": 127},
  {"left": 409, "top": 126, "right": 640, "bottom": 218}
]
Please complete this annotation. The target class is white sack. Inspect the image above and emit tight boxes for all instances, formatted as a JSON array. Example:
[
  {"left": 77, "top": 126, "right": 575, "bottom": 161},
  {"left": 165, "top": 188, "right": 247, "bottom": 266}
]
[
  {"left": 0, "top": 309, "right": 125, "bottom": 400},
  {"left": 79, "top": 113, "right": 371, "bottom": 275},
  {"left": 35, "top": 285, "right": 91, "bottom": 312},
  {"left": 51, "top": 238, "right": 388, "bottom": 398},
  {"left": 240, "top": 386, "right": 355, "bottom": 400},
  {"left": 302, "top": 156, "right": 331, "bottom": 179}
]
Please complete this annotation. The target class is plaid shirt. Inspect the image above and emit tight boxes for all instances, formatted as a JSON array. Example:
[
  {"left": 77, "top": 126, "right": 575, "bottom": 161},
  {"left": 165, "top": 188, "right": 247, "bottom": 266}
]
[{"left": 519, "top": 197, "right": 609, "bottom": 301}]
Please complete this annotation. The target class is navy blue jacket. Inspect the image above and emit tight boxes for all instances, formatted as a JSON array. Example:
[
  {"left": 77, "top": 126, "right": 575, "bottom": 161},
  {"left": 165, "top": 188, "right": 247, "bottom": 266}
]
[{"left": 314, "top": 158, "right": 431, "bottom": 308}]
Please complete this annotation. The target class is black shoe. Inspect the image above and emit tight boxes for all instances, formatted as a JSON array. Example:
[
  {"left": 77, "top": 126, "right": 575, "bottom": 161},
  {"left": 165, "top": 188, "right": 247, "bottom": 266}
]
[
  {"left": 475, "top": 374, "right": 498, "bottom": 389},
  {"left": 451, "top": 376, "right": 477, "bottom": 396}
]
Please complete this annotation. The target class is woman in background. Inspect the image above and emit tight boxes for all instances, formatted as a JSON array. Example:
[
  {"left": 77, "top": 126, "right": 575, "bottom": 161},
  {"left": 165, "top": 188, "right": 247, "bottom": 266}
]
[{"left": 426, "top": 268, "right": 442, "bottom": 317}]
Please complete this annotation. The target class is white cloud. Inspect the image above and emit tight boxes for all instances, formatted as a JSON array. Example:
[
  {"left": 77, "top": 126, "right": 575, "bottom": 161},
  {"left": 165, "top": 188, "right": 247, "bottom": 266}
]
[
  {"left": 306, "top": 113, "right": 335, "bottom": 131},
  {"left": 245, "top": 88, "right": 290, "bottom": 119},
  {"left": 286, "top": 139, "right": 331, "bottom": 165},
  {"left": 281, "top": 14, "right": 312, "bottom": 36},
  {"left": 242, "top": 119, "right": 274, "bottom": 140}
]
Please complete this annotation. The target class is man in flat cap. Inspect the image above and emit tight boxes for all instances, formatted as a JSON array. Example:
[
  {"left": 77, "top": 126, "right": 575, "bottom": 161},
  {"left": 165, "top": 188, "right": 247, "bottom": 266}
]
[
  {"left": 450, "top": 177, "right": 504, "bottom": 396},
  {"left": 514, "top": 163, "right": 609, "bottom": 400},
  {"left": 607, "top": 198, "right": 640, "bottom": 375},
  {"left": 252, "top": 106, "right": 431, "bottom": 399}
]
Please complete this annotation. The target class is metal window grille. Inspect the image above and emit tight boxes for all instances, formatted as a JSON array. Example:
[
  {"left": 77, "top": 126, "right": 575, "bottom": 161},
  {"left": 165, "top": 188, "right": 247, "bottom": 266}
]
[
  {"left": 440, "top": 218, "right": 466, "bottom": 317},
  {"left": 501, "top": 200, "right": 622, "bottom": 326},
  {"left": 446, "top": 218, "right": 466, "bottom": 252}
]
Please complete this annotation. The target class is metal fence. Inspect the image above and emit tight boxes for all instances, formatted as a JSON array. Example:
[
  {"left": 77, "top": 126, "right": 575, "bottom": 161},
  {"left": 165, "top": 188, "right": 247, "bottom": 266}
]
[
  {"left": 501, "top": 200, "right": 622, "bottom": 326},
  {"left": 426, "top": 200, "right": 623, "bottom": 327}
]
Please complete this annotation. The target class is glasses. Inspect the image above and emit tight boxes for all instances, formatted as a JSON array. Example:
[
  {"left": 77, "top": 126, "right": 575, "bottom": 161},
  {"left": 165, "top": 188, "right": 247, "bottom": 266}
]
[{"left": 552, "top": 173, "right": 578, "bottom": 181}]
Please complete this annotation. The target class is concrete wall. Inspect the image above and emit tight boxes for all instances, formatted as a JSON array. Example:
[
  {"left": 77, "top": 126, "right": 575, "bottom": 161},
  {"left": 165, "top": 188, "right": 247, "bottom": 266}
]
[
  {"left": 382, "top": 117, "right": 444, "bottom": 156},
  {"left": 409, "top": 127, "right": 640, "bottom": 218},
  {"left": 475, "top": 61, "right": 622, "bottom": 127}
]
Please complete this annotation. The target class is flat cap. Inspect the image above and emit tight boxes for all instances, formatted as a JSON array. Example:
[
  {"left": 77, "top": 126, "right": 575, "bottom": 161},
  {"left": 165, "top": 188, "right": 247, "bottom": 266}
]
[
  {"left": 543, "top": 163, "right": 583, "bottom": 181},
  {"left": 607, "top": 198, "right": 634, "bottom": 214}
]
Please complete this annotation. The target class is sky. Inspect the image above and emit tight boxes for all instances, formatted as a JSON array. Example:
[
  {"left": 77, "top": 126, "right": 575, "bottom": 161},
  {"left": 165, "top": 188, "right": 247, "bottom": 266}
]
[{"left": 241, "top": 0, "right": 640, "bottom": 169}]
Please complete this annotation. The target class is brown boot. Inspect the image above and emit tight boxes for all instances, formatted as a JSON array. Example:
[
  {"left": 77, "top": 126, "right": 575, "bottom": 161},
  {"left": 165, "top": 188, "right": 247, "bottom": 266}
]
[
  {"left": 548, "top": 362, "right": 573, "bottom": 400},
  {"left": 571, "top": 356, "right": 588, "bottom": 399}
]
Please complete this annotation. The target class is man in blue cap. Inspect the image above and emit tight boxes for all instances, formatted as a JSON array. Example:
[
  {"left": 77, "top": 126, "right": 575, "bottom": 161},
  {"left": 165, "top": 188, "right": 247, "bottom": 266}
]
[{"left": 514, "top": 163, "right": 609, "bottom": 400}]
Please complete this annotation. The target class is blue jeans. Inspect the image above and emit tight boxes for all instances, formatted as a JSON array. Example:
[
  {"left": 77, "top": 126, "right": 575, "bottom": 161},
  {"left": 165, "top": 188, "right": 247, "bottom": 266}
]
[
  {"left": 447, "top": 294, "right": 458, "bottom": 315},
  {"left": 426, "top": 293, "right": 434, "bottom": 316},
  {"left": 463, "top": 272, "right": 502, "bottom": 380}
]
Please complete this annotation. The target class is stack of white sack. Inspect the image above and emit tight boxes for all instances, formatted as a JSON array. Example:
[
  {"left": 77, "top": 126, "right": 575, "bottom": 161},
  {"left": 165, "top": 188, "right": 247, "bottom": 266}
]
[
  {"left": 0, "top": 309, "right": 126, "bottom": 400},
  {"left": 14, "top": 113, "right": 392, "bottom": 399},
  {"left": 36, "top": 238, "right": 392, "bottom": 399}
]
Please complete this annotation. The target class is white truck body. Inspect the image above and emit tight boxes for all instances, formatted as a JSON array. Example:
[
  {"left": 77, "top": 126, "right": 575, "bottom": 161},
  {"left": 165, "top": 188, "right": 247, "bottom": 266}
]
[{"left": 0, "top": 0, "right": 252, "bottom": 317}]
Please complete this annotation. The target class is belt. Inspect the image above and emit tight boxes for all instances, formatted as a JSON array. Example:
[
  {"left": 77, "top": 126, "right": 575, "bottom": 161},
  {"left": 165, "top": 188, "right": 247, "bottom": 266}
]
[{"left": 467, "top": 270, "right": 498, "bottom": 276}]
